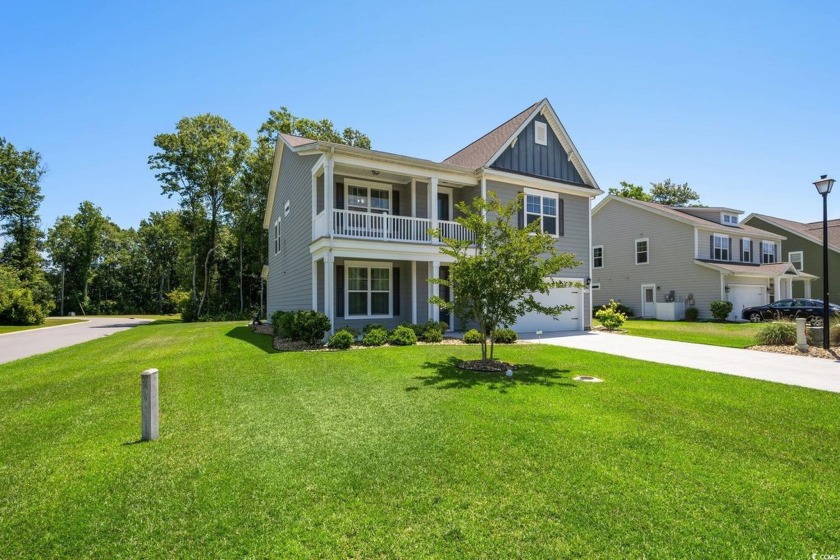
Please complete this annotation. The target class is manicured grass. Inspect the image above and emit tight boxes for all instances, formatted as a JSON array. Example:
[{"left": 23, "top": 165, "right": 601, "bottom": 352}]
[
  {"left": 599, "top": 318, "right": 764, "bottom": 348},
  {"left": 1, "top": 322, "right": 838, "bottom": 557},
  {"left": 82, "top": 314, "right": 181, "bottom": 321},
  {"left": 0, "top": 317, "right": 85, "bottom": 335}
]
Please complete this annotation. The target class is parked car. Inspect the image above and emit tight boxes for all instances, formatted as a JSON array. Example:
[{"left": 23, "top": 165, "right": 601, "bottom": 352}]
[{"left": 741, "top": 298, "right": 840, "bottom": 324}]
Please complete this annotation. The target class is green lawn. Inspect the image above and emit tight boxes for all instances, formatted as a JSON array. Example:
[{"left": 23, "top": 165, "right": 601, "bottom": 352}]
[
  {"left": 1, "top": 322, "right": 838, "bottom": 557},
  {"left": 0, "top": 317, "right": 85, "bottom": 335},
  {"left": 600, "top": 318, "right": 764, "bottom": 348}
]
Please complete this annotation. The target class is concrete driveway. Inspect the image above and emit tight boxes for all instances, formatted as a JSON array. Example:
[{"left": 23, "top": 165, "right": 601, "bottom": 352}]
[
  {"left": 0, "top": 318, "right": 153, "bottom": 365},
  {"left": 519, "top": 330, "right": 840, "bottom": 393}
]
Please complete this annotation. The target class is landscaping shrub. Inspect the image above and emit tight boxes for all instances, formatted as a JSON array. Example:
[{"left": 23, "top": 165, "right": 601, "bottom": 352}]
[
  {"left": 710, "top": 301, "right": 734, "bottom": 322},
  {"left": 336, "top": 326, "right": 361, "bottom": 339},
  {"left": 271, "top": 310, "right": 293, "bottom": 338},
  {"left": 593, "top": 301, "right": 633, "bottom": 318},
  {"left": 388, "top": 325, "right": 417, "bottom": 346},
  {"left": 327, "top": 330, "right": 355, "bottom": 350},
  {"left": 0, "top": 287, "right": 46, "bottom": 326},
  {"left": 363, "top": 323, "right": 384, "bottom": 334},
  {"left": 291, "top": 310, "right": 331, "bottom": 344},
  {"left": 420, "top": 319, "right": 448, "bottom": 340},
  {"left": 423, "top": 328, "right": 443, "bottom": 343},
  {"left": 399, "top": 322, "right": 424, "bottom": 337},
  {"left": 595, "top": 299, "right": 627, "bottom": 331},
  {"left": 755, "top": 321, "right": 796, "bottom": 346},
  {"left": 362, "top": 327, "right": 389, "bottom": 346},
  {"left": 684, "top": 307, "right": 699, "bottom": 322},
  {"left": 492, "top": 328, "right": 518, "bottom": 343},
  {"left": 463, "top": 329, "right": 483, "bottom": 344}
]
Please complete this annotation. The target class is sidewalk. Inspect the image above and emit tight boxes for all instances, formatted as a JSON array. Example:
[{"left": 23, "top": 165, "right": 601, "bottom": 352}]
[{"left": 520, "top": 330, "right": 840, "bottom": 393}]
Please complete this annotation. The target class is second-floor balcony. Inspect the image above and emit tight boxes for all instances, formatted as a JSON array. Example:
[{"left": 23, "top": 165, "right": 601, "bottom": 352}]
[{"left": 314, "top": 209, "right": 473, "bottom": 244}]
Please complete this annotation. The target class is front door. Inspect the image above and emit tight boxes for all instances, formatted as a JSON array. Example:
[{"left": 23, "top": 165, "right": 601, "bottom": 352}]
[
  {"left": 437, "top": 192, "right": 451, "bottom": 221},
  {"left": 439, "top": 266, "right": 451, "bottom": 329},
  {"left": 641, "top": 284, "right": 656, "bottom": 318}
]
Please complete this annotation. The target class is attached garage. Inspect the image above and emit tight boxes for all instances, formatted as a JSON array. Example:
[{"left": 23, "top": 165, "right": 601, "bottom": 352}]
[
  {"left": 512, "top": 284, "right": 583, "bottom": 334},
  {"left": 727, "top": 285, "right": 767, "bottom": 322}
]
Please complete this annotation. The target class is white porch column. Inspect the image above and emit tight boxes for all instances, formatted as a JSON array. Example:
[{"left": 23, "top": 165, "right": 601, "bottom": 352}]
[
  {"left": 431, "top": 260, "right": 440, "bottom": 322},
  {"left": 325, "top": 252, "right": 335, "bottom": 332},
  {"left": 430, "top": 177, "right": 439, "bottom": 232},
  {"left": 805, "top": 280, "right": 812, "bottom": 298},
  {"left": 311, "top": 259, "right": 318, "bottom": 311},
  {"left": 410, "top": 179, "right": 417, "bottom": 218},
  {"left": 325, "top": 157, "right": 335, "bottom": 236},
  {"left": 411, "top": 260, "right": 417, "bottom": 324},
  {"left": 480, "top": 175, "right": 487, "bottom": 219}
]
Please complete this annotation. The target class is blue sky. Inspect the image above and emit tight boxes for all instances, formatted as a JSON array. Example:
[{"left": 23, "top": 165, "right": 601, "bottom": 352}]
[{"left": 1, "top": 0, "right": 838, "bottom": 229}]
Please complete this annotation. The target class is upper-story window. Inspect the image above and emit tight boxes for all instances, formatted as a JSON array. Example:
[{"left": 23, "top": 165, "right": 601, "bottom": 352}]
[
  {"left": 761, "top": 241, "right": 776, "bottom": 263},
  {"left": 722, "top": 213, "right": 738, "bottom": 224},
  {"left": 593, "top": 245, "right": 604, "bottom": 268},
  {"left": 741, "top": 238, "right": 751, "bottom": 262},
  {"left": 713, "top": 234, "right": 730, "bottom": 260},
  {"left": 346, "top": 180, "right": 391, "bottom": 214},
  {"left": 525, "top": 189, "right": 561, "bottom": 236},
  {"left": 535, "top": 121, "right": 548, "bottom": 146},
  {"left": 789, "top": 251, "right": 804, "bottom": 271},
  {"left": 635, "top": 238, "right": 649, "bottom": 265}
]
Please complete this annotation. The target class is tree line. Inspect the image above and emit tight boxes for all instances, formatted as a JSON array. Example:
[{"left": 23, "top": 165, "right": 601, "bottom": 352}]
[{"left": 0, "top": 108, "right": 370, "bottom": 324}]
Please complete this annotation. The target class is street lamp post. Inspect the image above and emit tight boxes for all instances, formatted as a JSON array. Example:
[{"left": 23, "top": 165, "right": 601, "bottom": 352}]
[{"left": 813, "top": 175, "right": 835, "bottom": 350}]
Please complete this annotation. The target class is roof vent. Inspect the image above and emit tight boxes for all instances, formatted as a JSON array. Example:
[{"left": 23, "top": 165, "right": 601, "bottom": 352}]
[{"left": 535, "top": 121, "right": 547, "bottom": 146}]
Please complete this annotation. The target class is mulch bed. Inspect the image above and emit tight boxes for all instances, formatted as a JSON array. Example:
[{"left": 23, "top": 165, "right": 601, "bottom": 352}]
[
  {"left": 457, "top": 360, "right": 516, "bottom": 372},
  {"left": 252, "top": 324, "right": 274, "bottom": 336},
  {"left": 749, "top": 345, "right": 840, "bottom": 361}
]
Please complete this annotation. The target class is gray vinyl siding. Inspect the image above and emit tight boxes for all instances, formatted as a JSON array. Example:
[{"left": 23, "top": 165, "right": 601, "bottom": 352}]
[
  {"left": 454, "top": 185, "right": 481, "bottom": 217},
  {"left": 267, "top": 146, "right": 319, "bottom": 317},
  {"left": 695, "top": 229, "right": 774, "bottom": 264},
  {"left": 415, "top": 181, "right": 428, "bottom": 218},
  {"left": 490, "top": 115, "right": 585, "bottom": 185},
  {"left": 744, "top": 216, "right": 840, "bottom": 299},
  {"left": 592, "top": 201, "right": 723, "bottom": 320},
  {"left": 488, "top": 179, "right": 592, "bottom": 329}
]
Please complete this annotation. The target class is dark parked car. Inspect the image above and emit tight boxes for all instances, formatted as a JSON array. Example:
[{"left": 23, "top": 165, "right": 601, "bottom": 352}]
[{"left": 741, "top": 298, "right": 840, "bottom": 324}]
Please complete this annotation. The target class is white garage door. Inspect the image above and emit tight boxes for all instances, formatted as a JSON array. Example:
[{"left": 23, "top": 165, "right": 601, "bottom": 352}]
[
  {"left": 728, "top": 285, "right": 766, "bottom": 321},
  {"left": 512, "top": 286, "right": 580, "bottom": 334}
]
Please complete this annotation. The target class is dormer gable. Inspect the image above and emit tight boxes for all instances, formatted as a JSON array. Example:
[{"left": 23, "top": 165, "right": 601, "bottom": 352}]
[{"left": 675, "top": 206, "right": 744, "bottom": 226}]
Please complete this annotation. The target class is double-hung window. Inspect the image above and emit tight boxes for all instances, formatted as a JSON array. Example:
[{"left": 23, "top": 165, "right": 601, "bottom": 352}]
[
  {"left": 525, "top": 189, "right": 560, "bottom": 236},
  {"left": 741, "top": 238, "right": 751, "bottom": 262},
  {"left": 635, "top": 238, "right": 649, "bottom": 265},
  {"left": 762, "top": 241, "right": 776, "bottom": 263},
  {"left": 713, "top": 234, "right": 730, "bottom": 260},
  {"left": 789, "top": 251, "right": 804, "bottom": 271},
  {"left": 347, "top": 262, "right": 391, "bottom": 317},
  {"left": 347, "top": 181, "right": 391, "bottom": 214},
  {"left": 593, "top": 245, "right": 604, "bottom": 268}
]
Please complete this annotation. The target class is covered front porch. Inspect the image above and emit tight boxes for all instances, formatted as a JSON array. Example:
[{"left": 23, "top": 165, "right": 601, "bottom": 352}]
[{"left": 310, "top": 248, "right": 456, "bottom": 333}]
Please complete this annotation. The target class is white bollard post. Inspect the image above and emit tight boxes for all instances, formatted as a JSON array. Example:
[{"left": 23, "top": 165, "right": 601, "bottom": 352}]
[
  {"left": 141, "top": 368, "right": 159, "bottom": 441},
  {"left": 795, "top": 318, "right": 808, "bottom": 352}
]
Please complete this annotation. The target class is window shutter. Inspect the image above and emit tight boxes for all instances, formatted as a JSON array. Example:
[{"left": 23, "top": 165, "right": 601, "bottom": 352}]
[
  {"left": 749, "top": 240, "right": 754, "bottom": 263},
  {"left": 335, "top": 182, "right": 344, "bottom": 209},
  {"left": 392, "top": 190, "right": 400, "bottom": 216},
  {"left": 728, "top": 238, "right": 732, "bottom": 261},
  {"left": 335, "top": 265, "right": 344, "bottom": 317},
  {"left": 709, "top": 235, "right": 714, "bottom": 260},
  {"left": 775, "top": 243, "right": 779, "bottom": 263},
  {"left": 393, "top": 267, "right": 401, "bottom": 316},
  {"left": 518, "top": 198, "right": 524, "bottom": 228},
  {"left": 558, "top": 198, "right": 565, "bottom": 236}
]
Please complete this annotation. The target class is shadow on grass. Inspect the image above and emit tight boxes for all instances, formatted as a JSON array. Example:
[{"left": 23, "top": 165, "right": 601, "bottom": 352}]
[
  {"left": 225, "top": 326, "right": 278, "bottom": 354},
  {"left": 414, "top": 356, "right": 575, "bottom": 393}
]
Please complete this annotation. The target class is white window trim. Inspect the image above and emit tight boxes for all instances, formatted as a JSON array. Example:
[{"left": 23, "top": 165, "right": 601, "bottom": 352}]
[
  {"left": 524, "top": 187, "right": 560, "bottom": 237},
  {"left": 741, "top": 237, "right": 751, "bottom": 262},
  {"left": 535, "top": 121, "right": 548, "bottom": 146},
  {"left": 437, "top": 186, "right": 454, "bottom": 222},
  {"left": 761, "top": 241, "right": 776, "bottom": 263},
  {"left": 789, "top": 250, "right": 804, "bottom": 271},
  {"left": 345, "top": 178, "right": 393, "bottom": 214},
  {"left": 273, "top": 217, "right": 281, "bottom": 256},
  {"left": 713, "top": 234, "right": 730, "bottom": 260},
  {"left": 722, "top": 213, "right": 738, "bottom": 224},
  {"left": 635, "top": 238, "right": 649, "bottom": 265},
  {"left": 284, "top": 200, "right": 291, "bottom": 217},
  {"left": 344, "top": 260, "right": 393, "bottom": 319},
  {"left": 593, "top": 245, "right": 604, "bottom": 269}
]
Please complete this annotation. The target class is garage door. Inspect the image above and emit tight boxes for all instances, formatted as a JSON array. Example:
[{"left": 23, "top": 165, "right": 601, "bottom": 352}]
[
  {"left": 727, "top": 285, "right": 766, "bottom": 321},
  {"left": 512, "top": 286, "right": 580, "bottom": 334}
]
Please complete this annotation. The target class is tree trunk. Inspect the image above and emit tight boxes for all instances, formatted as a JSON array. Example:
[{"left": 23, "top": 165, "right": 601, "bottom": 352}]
[
  {"left": 60, "top": 265, "right": 66, "bottom": 316},
  {"left": 239, "top": 236, "right": 244, "bottom": 314},
  {"left": 196, "top": 246, "right": 216, "bottom": 318}
]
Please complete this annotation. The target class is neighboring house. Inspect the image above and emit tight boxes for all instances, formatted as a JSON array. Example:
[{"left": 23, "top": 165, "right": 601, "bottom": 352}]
[
  {"left": 591, "top": 195, "right": 815, "bottom": 321},
  {"left": 264, "top": 99, "right": 602, "bottom": 334},
  {"left": 742, "top": 214, "right": 840, "bottom": 301}
]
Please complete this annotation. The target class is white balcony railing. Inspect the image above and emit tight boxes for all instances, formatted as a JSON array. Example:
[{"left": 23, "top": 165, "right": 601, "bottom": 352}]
[{"left": 318, "top": 209, "right": 473, "bottom": 244}]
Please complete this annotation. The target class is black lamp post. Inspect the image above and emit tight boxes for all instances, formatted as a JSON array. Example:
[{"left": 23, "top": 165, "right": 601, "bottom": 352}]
[{"left": 813, "top": 174, "right": 835, "bottom": 349}]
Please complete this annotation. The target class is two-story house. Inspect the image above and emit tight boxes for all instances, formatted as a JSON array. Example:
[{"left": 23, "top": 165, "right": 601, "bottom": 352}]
[
  {"left": 742, "top": 213, "right": 840, "bottom": 301},
  {"left": 591, "top": 195, "right": 815, "bottom": 321},
  {"left": 263, "top": 99, "right": 602, "bottom": 334}
]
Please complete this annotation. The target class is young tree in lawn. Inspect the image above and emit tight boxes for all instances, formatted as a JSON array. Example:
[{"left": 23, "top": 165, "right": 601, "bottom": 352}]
[
  {"left": 429, "top": 193, "right": 580, "bottom": 363},
  {"left": 148, "top": 114, "right": 250, "bottom": 318}
]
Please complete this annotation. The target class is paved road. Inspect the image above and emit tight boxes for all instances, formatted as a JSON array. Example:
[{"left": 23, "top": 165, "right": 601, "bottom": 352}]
[
  {"left": 0, "top": 318, "right": 153, "bottom": 365},
  {"left": 520, "top": 330, "right": 840, "bottom": 393}
]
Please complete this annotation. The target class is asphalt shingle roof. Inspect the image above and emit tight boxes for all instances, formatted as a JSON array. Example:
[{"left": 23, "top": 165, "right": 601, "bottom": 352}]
[{"left": 750, "top": 214, "right": 840, "bottom": 251}]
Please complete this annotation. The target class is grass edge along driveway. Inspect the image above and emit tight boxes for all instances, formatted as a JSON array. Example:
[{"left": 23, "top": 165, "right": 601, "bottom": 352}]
[
  {"left": 597, "top": 318, "right": 764, "bottom": 348},
  {"left": 0, "top": 317, "right": 85, "bottom": 335},
  {"left": 0, "top": 321, "right": 837, "bottom": 558}
]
